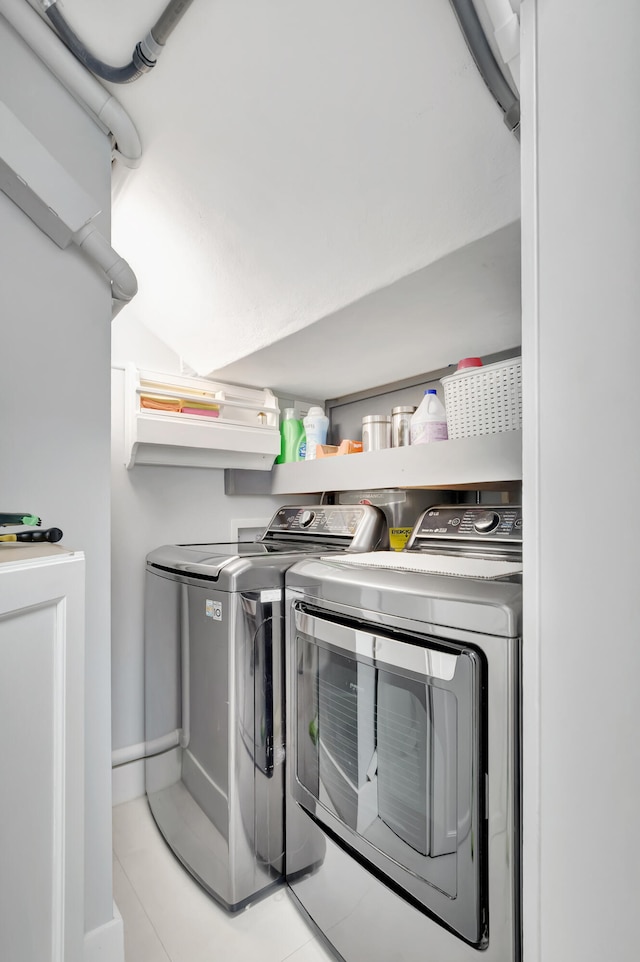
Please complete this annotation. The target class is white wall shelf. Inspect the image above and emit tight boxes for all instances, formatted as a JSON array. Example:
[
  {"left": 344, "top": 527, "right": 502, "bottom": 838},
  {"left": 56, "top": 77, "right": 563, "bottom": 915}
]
[
  {"left": 226, "top": 430, "right": 522, "bottom": 495},
  {"left": 124, "top": 365, "right": 281, "bottom": 470}
]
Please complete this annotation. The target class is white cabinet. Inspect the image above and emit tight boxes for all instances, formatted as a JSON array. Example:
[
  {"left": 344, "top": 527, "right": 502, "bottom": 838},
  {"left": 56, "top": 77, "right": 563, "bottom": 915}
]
[{"left": 0, "top": 546, "right": 84, "bottom": 962}]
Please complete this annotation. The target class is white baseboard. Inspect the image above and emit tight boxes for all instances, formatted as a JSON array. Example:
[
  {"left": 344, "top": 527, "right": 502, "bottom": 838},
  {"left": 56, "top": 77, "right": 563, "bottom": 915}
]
[
  {"left": 112, "top": 758, "right": 145, "bottom": 806},
  {"left": 84, "top": 902, "right": 124, "bottom": 962}
]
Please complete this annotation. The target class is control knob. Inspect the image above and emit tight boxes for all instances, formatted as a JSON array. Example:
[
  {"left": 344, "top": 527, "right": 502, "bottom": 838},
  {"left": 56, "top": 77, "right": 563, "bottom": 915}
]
[
  {"left": 474, "top": 511, "right": 500, "bottom": 533},
  {"left": 298, "top": 510, "right": 316, "bottom": 528}
]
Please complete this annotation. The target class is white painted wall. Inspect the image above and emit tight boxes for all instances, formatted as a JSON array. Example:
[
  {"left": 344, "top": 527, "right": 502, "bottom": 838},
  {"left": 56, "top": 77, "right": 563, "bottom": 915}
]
[
  {"left": 110, "top": 321, "right": 311, "bottom": 802},
  {"left": 211, "top": 222, "right": 522, "bottom": 398},
  {"left": 50, "top": 0, "right": 520, "bottom": 376},
  {"left": 521, "top": 1, "right": 640, "bottom": 959},
  {"left": 0, "top": 16, "right": 114, "bottom": 941}
]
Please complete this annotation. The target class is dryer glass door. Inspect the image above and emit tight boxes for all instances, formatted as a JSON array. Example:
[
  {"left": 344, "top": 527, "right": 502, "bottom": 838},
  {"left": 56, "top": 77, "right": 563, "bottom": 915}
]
[{"left": 291, "top": 604, "right": 486, "bottom": 946}]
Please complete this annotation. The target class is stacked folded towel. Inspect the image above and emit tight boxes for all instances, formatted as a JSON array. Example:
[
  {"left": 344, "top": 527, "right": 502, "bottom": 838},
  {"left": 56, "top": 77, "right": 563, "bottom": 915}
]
[
  {"left": 140, "top": 395, "right": 220, "bottom": 417},
  {"left": 140, "top": 394, "right": 182, "bottom": 412},
  {"left": 181, "top": 401, "right": 220, "bottom": 418}
]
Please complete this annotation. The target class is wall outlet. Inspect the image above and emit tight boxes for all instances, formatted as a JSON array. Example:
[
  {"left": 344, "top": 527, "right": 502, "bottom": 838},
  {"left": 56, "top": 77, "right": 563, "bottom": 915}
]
[
  {"left": 293, "top": 400, "right": 319, "bottom": 419},
  {"left": 229, "top": 517, "right": 270, "bottom": 540}
]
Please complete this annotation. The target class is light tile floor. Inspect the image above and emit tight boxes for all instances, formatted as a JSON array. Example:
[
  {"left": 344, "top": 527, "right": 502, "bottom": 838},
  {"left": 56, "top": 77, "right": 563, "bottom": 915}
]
[{"left": 113, "top": 798, "right": 338, "bottom": 962}]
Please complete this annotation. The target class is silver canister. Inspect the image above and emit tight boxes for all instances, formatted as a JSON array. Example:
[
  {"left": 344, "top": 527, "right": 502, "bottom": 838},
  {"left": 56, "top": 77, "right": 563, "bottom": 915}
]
[
  {"left": 391, "top": 405, "right": 416, "bottom": 447},
  {"left": 362, "top": 414, "right": 392, "bottom": 452}
]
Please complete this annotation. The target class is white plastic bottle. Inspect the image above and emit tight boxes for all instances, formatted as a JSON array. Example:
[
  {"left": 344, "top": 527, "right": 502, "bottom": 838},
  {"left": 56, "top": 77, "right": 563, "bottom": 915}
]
[
  {"left": 410, "top": 389, "right": 448, "bottom": 444},
  {"left": 303, "top": 406, "right": 329, "bottom": 460}
]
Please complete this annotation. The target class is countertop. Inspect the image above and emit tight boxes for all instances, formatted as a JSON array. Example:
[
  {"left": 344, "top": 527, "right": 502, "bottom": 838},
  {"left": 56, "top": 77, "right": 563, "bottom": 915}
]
[{"left": 0, "top": 543, "right": 75, "bottom": 565}]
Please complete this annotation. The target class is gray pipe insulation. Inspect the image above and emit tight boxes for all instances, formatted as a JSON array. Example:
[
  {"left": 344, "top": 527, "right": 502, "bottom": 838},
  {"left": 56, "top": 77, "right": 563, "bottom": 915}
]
[
  {"left": 152, "top": 0, "right": 196, "bottom": 45},
  {"left": 449, "top": 0, "right": 520, "bottom": 140},
  {"left": 42, "top": 0, "right": 195, "bottom": 84}
]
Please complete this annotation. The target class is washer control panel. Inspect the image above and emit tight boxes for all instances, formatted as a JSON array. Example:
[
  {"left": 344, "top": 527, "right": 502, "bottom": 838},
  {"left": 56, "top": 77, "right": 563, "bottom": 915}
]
[
  {"left": 268, "top": 506, "right": 365, "bottom": 536},
  {"left": 410, "top": 505, "right": 522, "bottom": 545},
  {"left": 264, "top": 504, "right": 387, "bottom": 550}
]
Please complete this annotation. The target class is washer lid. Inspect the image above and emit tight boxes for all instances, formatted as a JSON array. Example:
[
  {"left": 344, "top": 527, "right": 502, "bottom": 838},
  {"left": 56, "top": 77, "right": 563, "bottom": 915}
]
[
  {"left": 146, "top": 539, "right": 346, "bottom": 582},
  {"left": 145, "top": 503, "right": 388, "bottom": 584}
]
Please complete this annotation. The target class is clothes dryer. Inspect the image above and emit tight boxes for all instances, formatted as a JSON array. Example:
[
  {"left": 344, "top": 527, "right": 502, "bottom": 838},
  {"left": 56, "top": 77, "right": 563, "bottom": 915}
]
[
  {"left": 285, "top": 504, "right": 522, "bottom": 962},
  {"left": 144, "top": 504, "right": 386, "bottom": 912}
]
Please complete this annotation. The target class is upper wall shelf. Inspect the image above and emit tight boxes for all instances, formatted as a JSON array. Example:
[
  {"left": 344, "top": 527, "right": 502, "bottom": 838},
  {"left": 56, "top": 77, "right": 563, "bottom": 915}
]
[
  {"left": 124, "top": 365, "right": 280, "bottom": 470},
  {"left": 226, "top": 430, "right": 522, "bottom": 495}
]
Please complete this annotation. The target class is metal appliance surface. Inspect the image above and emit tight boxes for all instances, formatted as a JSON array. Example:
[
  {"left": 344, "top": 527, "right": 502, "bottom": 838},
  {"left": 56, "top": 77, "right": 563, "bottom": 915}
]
[
  {"left": 337, "top": 489, "right": 452, "bottom": 552},
  {"left": 144, "top": 504, "right": 386, "bottom": 913},
  {"left": 285, "top": 504, "right": 522, "bottom": 962}
]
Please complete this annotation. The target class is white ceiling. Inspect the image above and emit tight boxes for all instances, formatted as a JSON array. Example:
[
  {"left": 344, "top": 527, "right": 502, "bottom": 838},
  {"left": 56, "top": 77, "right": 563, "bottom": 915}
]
[
  {"left": 210, "top": 220, "right": 521, "bottom": 400},
  {"left": 40, "top": 1, "right": 521, "bottom": 388}
]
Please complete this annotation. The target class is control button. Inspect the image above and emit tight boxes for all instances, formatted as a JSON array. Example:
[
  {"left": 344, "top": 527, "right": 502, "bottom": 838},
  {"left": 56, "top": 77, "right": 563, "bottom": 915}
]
[
  {"left": 515, "top": 518, "right": 523, "bottom": 528},
  {"left": 474, "top": 511, "right": 500, "bottom": 533},
  {"left": 299, "top": 510, "right": 316, "bottom": 528},
  {"left": 450, "top": 517, "right": 461, "bottom": 527}
]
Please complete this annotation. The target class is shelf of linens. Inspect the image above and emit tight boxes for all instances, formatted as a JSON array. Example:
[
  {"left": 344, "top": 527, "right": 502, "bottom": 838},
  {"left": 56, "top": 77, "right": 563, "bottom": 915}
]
[
  {"left": 258, "top": 430, "right": 522, "bottom": 493},
  {"left": 124, "top": 364, "right": 280, "bottom": 470}
]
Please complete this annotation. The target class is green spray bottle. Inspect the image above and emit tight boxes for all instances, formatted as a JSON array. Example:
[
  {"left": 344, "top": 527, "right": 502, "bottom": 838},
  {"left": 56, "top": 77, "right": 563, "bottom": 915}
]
[{"left": 275, "top": 408, "right": 306, "bottom": 463}]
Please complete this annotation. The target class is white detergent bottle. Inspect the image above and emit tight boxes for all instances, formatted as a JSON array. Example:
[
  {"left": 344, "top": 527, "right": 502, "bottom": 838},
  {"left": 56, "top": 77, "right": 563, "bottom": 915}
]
[
  {"left": 303, "top": 406, "right": 329, "bottom": 460},
  {"left": 410, "top": 389, "right": 448, "bottom": 444}
]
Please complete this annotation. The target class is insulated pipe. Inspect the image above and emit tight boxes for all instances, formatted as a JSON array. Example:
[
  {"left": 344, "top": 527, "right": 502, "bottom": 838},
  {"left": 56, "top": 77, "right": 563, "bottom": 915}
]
[
  {"left": 44, "top": 2, "right": 144, "bottom": 84},
  {"left": 0, "top": 0, "right": 141, "bottom": 167},
  {"left": 449, "top": 0, "right": 520, "bottom": 139},
  {"left": 43, "top": 0, "right": 195, "bottom": 85},
  {"left": 481, "top": 0, "right": 521, "bottom": 92},
  {"left": 151, "top": 0, "right": 196, "bottom": 45},
  {"left": 73, "top": 222, "right": 138, "bottom": 317},
  {"left": 111, "top": 733, "right": 181, "bottom": 768}
]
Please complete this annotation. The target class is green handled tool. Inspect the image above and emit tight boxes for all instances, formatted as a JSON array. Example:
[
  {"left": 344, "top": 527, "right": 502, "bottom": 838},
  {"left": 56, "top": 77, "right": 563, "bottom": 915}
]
[{"left": 0, "top": 513, "right": 42, "bottom": 527}]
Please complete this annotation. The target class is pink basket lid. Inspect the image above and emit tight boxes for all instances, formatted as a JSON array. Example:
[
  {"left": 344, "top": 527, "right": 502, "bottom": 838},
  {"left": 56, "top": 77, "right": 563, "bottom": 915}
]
[{"left": 457, "top": 357, "right": 483, "bottom": 370}]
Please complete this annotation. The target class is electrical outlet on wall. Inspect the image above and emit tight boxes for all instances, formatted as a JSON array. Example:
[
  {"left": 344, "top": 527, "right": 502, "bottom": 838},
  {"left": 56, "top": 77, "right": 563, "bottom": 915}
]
[
  {"left": 230, "top": 518, "right": 270, "bottom": 541},
  {"left": 276, "top": 397, "right": 322, "bottom": 420},
  {"left": 293, "top": 400, "right": 321, "bottom": 419}
]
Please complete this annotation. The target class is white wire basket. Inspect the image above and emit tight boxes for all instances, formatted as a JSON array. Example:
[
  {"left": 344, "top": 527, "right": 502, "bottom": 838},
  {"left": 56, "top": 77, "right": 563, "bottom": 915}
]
[{"left": 441, "top": 357, "right": 522, "bottom": 439}]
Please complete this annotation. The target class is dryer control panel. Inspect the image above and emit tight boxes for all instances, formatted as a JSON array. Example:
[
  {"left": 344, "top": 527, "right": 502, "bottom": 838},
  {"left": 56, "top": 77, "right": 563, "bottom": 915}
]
[{"left": 406, "top": 505, "right": 522, "bottom": 554}]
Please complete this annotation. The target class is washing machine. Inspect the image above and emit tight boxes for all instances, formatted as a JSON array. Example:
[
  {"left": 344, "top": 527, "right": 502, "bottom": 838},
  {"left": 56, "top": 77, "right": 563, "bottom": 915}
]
[
  {"left": 143, "top": 503, "right": 387, "bottom": 912},
  {"left": 285, "top": 503, "right": 522, "bottom": 961}
]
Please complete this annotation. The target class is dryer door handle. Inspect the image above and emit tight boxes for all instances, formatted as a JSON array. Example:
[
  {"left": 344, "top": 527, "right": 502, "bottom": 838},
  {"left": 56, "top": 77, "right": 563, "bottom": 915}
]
[
  {"left": 179, "top": 583, "right": 190, "bottom": 748},
  {"left": 293, "top": 606, "right": 458, "bottom": 681}
]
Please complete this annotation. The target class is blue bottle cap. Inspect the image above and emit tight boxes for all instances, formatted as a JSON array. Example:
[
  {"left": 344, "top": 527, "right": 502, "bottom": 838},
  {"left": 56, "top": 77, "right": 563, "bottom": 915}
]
[{"left": 427, "top": 389, "right": 437, "bottom": 394}]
